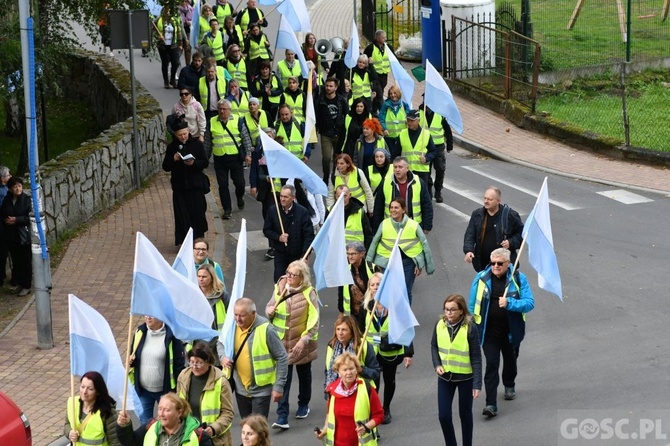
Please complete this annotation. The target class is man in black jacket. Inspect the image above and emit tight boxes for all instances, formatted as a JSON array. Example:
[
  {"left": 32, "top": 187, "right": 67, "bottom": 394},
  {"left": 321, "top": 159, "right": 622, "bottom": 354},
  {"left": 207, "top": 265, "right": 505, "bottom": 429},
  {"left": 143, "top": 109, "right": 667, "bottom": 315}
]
[
  {"left": 315, "top": 77, "right": 349, "bottom": 184},
  {"left": 263, "top": 185, "right": 315, "bottom": 281},
  {"left": 463, "top": 187, "right": 524, "bottom": 272},
  {"left": 177, "top": 51, "right": 204, "bottom": 94}
]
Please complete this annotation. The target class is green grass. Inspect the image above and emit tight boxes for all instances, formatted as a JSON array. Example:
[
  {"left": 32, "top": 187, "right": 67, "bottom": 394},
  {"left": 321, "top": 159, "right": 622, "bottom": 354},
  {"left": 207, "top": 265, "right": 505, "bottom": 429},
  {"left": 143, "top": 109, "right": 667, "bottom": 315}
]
[{"left": 0, "top": 97, "right": 99, "bottom": 174}]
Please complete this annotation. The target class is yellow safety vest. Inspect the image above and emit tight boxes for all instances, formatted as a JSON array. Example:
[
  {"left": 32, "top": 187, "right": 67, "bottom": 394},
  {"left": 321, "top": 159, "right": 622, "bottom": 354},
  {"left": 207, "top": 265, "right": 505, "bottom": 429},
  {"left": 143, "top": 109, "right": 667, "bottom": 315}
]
[
  {"left": 128, "top": 329, "right": 177, "bottom": 390},
  {"left": 324, "top": 379, "right": 377, "bottom": 446},
  {"left": 344, "top": 208, "right": 366, "bottom": 244},
  {"left": 384, "top": 107, "right": 406, "bottom": 138},
  {"left": 199, "top": 16, "right": 212, "bottom": 35},
  {"left": 399, "top": 128, "right": 431, "bottom": 173},
  {"left": 66, "top": 397, "right": 108, "bottom": 446},
  {"left": 247, "top": 34, "right": 270, "bottom": 60},
  {"left": 143, "top": 420, "right": 200, "bottom": 445},
  {"left": 238, "top": 8, "right": 265, "bottom": 31},
  {"left": 382, "top": 177, "right": 422, "bottom": 223},
  {"left": 334, "top": 168, "right": 366, "bottom": 205},
  {"left": 270, "top": 287, "right": 319, "bottom": 340},
  {"left": 277, "top": 60, "right": 303, "bottom": 90},
  {"left": 199, "top": 76, "right": 227, "bottom": 110},
  {"left": 367, "top": 166, "right": 387, "bottom": 195},
  {"left": 370, "top": 45, "right": 390, "bottom": 75},
  {"left": 435, "top": 320, "right": 473, "bottom": 374},
  {"left": 249, "top": 322, "right": 276, "bottom": 386},
  {"left": 210, "top": 115, "right": 241, "bottom": 156},
  {"left": 377, "top": 218, "right": 423, "bottom": 258},
  {"left": 420, "top": 111, "right": 445, "bottom": 146},
  {"left": 275, "top": 121, "right": 303, "bottom": 158},
  {"left": 205, "top": 32, "right": 225, "bottom": 61},
  {"left": 179, "top": 376, "right": 225, "bottom": 424},
  {"left": 472, "top": 271, "right": 521, "bottom": 325},
  {"left": 351, "top": 71, "right": 371, "bottom": 99},
  {"left": 366, "top": 312, "right": 404, "bottom": 357},
  {"left": 213, "top": 2, "right": 234, "bottom": 23},
  {"left": 342, "top": 261, "right": 374, "bottom": 314},
  {"left": 226, "top": 58, "right": 248, "bottom": 89},
  {"left": 325, "top": 342, "right": 370, "bottom": 374},
  {"left": 230, "top": 91, "right": 250, "bottom": 117},
  {"left": 255, "top": 76, "right": 281, "bottom": 104},
  {"left": 282, "top": 92, "right": 305, "bottom": 123},
  {"left": 244, "top": 110, "right": 269, "bottom": 144},
  {"left": 213, "top": 299, "right": 226, "bottom": 331}
]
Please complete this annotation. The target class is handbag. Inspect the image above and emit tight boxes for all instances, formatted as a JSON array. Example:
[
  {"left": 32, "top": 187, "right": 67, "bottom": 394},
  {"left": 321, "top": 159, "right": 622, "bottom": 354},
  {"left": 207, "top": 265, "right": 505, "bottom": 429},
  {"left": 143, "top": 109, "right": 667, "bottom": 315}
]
[
  {"left": 18, "top": 226, "right": 30, "bottom": 246},
  {"left": 201, "top": 172, "right": 211, "bottom": 194}
]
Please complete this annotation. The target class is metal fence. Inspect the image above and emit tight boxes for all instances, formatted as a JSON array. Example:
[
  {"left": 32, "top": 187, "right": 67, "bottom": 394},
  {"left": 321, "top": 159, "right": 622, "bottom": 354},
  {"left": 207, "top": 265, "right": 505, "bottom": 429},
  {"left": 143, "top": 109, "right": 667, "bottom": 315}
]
[{"left": 371, "top": 0, "right": 421, "bottom": 59}]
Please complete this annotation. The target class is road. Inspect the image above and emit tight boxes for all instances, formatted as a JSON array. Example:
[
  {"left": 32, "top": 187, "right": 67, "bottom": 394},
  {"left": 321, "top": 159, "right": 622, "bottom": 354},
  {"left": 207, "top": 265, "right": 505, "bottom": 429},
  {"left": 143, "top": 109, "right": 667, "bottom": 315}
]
[{"left": 70, "top": 10, "right": 670, "bottom": 446}]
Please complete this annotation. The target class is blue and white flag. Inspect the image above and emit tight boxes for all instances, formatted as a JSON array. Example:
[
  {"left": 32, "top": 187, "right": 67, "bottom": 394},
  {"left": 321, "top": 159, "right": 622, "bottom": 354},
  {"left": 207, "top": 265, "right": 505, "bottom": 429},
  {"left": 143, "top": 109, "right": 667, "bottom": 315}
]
[
  {"left": 376, "top": 231, "right": 419, "bottom": 346},
  {"left": 344, "top": 20, "right": 360, "bottom": 69},
  {"left": 69, "top": 294, "right": 142, "bottom": 416},
  {"left": 522, "top": 177, "right": 563, "bottom": 300},
  {"left": 131, "top": 232, "right": 219, "bottom": 341},
  {"left": 425, "top": 59, "right": 464, "bottom": 134},
  {"left": 275, "top": 16, "right": 309, "bottom": 78},
  {"left": 220, "top": 219, "right": 247, "bottom": 359},
  {"left": 277, "top": 0, "right": 311, "bottom": 32},
  {"left": 310, "top": 194, "right": 354, "bottom": 291},
  {"left": 260, "top": 130, "right": 328, "bottom": 196},
  {"left": 259, "top": 0, "right": 280, "bottom": 5},
  {"left": 386, "top": 44, "right": 415, "bottom": 108},
  {"left": 172, "top": 228, "right": 197, "bottom": 285},
  {"left": 189, "top": 0, "right": 201, "bottom": 51},
  {"left": 145, "top": 0, "right": 163, "bottom": 16}
]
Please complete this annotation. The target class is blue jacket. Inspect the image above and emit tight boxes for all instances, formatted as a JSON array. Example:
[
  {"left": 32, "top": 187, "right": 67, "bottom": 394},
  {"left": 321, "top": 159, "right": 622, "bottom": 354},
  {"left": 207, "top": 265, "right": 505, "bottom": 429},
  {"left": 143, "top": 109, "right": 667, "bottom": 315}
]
[{"left": 468, "top": 266, "right": 534, "bottom": 348}]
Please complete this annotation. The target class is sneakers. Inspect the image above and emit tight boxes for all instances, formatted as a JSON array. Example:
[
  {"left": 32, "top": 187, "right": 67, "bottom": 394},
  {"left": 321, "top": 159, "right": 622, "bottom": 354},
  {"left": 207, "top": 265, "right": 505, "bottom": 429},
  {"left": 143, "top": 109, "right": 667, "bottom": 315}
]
[
  {"left": 237, "top": 197, "right": 245, "bottom": 210},
  {"left": 272, "top": 418, "right": 290, "bottom": 429},
  {"left": 17, "top": 288, "right": 31, "bottom": 297},
  {"left": 222, "top": 211, "right": 232, "bottom": 220},
  {"left": 482, "top": 405, "right": 497, "bottom": 417},
  {"left": 435, "top": 193, "right": 444, "bottom": 203},
  {"left": 504, "top": 387, "right": 516, "bottom": 400},
  {"left": 265, "top": 248, "right": 275, "bottom": 260},
  {"left": 295, "top": 406, "right": 310, "bottom": 419},
  {"left": 382, "top": 410, "right": 392, "bottom": 425}
]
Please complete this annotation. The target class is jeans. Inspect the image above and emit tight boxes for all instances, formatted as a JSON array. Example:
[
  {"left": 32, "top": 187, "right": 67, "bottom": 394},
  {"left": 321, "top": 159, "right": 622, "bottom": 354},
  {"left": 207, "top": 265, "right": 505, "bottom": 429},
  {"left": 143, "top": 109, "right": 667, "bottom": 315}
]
[
  {"left": 138, "top": 389, "right": 163, "bottom": 425},
  {"left": 320, "top": 135, "right": 337, "bottom": 184},
  {"left": 437, "top": 377, "right": 474, "bottom": 446},
  {"left": 482, "top": 335, "right": 519, "bottom": 406},
  {"left": 401, "top": 256, "right": 417, "bottom": 305},
  {"left": 213, "top": 154, "right": 245, "bottom": 213},
  {"left": 236, "top": 393, "right": 272, "bottom": 419},
  {"left": 277, "top": 363, "right": 312, "bottom": 420}
]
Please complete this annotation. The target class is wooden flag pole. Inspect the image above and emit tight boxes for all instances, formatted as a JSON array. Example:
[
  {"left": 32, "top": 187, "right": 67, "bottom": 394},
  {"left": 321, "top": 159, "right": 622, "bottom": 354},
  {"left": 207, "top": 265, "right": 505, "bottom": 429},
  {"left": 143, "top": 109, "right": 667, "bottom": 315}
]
[
  {"left": 270, "top": 176, "right": 288, "bottom": 246},
  {"left": 358, "top": 301, "right": 376, "bottom": 358}
]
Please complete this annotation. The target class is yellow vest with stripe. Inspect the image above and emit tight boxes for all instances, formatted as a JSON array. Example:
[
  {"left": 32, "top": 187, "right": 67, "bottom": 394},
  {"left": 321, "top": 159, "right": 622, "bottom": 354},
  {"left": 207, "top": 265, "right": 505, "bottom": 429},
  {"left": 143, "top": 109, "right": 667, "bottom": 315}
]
[
  {"left": 344, "top": 208, "right": 365, "bottom": 244},
  {"left": 199, "top": 16, "right": 212, "bottom": 35},
  {"left": 382, "top": 177, "right": 422, "bottom": 224},
  {"left": 213, "top": 299, "right": 226, "bottom": 331},
  {"left": 143, "top": 420, "right": 200, "bottom": 445},
  {"left": 351, "top": 71, "right": 371, "bottom": 99},
  {"left": 128, "top": 329, "right": 177, "bottom": 390},
  {"left": 249, "top": 322, "right": 277, "bottom": 386},
  {"left": 226, "top": 58, "right": 248, "bottom": 89},
  {"left": 205, "top": 31, "right": 225, "bottom": 62},
  {"left": 342, "top": 261, "right": 374, "bottom": 314},
  {"left": 238, "top": 8, "right": 265, "bottom": 31},
  {"left": 420, "top": 111, "right": 445, "bottom": 146},
  {"left": 255, "top": 76, "right": 281, "bottom": 104},
  {"left": 282, "top": 92, "right": 305, "bottom": 123},
  {"left": 214, "top": 2, "right": 234, "bottom": 23},
  {"left": 66, "top": 397, "right": 108, "bottom": 446},
  {"left": 210, "top": 115, "right": 241, "bottom": 156},
  {"left": 334, "top": 168, "right": 366, "bottom": 206},
  {"left": 179, "top": 376, "right": 223, "bottom": 424},
  {"left": 367, "top": 166, "right": 387, "bottom": 195},
  {"left": 277, "top": 60, "right": 303, "bottom": 90},
  {"left": 399, "top": 128, "right": 431, "bottom": 173},
  {"left": 377, "top": 218, "right": 423, "bottom": 258},
  {"left": 366, "top": 312, "right": 404, "bottom": 357},
  {"left": 270, "top": 287, "right": 319, "bottom": 341},
  {"left": 324, "top": 379, "right": 377, "bottom": 446},
  {"left": 384, "top": 107, "right": 406, "bottom": 137},
  {"left": 199, "top": 76, "right": 227, "bottom": 111},
  {"left": 244, "top": 110, "right": 268, "bottom": 144},
  {"left": 275, "top": 120, "right": 303, "bottom": 158},
  {"left": 435, "top": 320, "right": 473, "bottom": 374},
  {"left": 248, "top": 34, "right": 270, "bottom": 60},
  {"left": 230, "top": 91, "right": 250, "bottom": 117},
  {"left": 370, "top": 45, "right": 390, "bottom": 75}
]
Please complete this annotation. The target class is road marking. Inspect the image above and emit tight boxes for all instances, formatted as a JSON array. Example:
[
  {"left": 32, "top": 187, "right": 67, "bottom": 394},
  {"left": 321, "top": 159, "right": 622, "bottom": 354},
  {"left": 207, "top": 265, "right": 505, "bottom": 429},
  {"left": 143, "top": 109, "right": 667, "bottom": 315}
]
[
  {"left": 230, "top": 230, "right": 271, "bottom": 251},
  {"left": 596, "top": 189, "right": 654, "bottom": 204},
  {"left": 442, "top": 177, "right": 490, "bottom": 206},
  {"left": 461, "top": 165, "right": 582, "bottom": 210},
  {"left": 436, "top": 203, "right": 470, "bottom": 221}
]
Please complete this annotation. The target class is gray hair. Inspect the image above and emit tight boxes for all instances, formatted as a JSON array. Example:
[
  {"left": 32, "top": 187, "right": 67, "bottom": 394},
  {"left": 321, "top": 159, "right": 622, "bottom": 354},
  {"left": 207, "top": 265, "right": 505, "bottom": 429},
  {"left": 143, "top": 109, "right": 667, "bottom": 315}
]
[
  {"left": 262, "top": 127, "right": 276, "bottom": 137},
  {"left": 217, "top": 98, "right": 232, "bottom": 108},
  {"left": 234, "top": 297, "right": 257, "bottom": 313},
  {"left": 490, "top": 248, "right": 511, "bottom": 261},
  {"left": 357, "top": 54, "right": 368, "bottom": 65},
  {"left": 0, "top": 166, "right": 9, "bottom": 178},
  {"left": 346, "top": 241, "right": 366, "bottom": 254},
  {"left": 281, "top": 184, "right": 296, "bottom": 197},
  {"left": 486, "top": 186, "right": 502, "bottom": 199}
]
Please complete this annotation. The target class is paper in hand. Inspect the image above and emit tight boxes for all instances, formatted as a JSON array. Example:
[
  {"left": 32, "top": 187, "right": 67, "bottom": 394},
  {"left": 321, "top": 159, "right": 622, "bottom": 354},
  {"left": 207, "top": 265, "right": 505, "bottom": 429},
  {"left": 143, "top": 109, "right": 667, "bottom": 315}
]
[{"left": 179, "top": 153, "right": 195, "bottom": 161}]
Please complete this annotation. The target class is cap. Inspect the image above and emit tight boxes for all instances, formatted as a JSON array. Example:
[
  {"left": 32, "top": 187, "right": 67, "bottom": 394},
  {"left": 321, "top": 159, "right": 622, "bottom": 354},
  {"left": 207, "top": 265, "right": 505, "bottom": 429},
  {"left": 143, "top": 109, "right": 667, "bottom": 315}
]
[{"left": 406, "top": 109, "right": 420, "bottom": 120}]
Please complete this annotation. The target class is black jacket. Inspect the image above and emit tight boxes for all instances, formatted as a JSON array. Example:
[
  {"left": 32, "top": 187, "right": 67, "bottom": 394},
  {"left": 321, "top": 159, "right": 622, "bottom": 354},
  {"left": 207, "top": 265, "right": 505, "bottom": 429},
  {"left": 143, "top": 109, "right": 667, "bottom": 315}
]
[
  {"left": 315, "top": 88, "right": 349, "bottom": 138},
  {"left": 263, "top": 201, "right": 314, "bottom": 259},
  {"left": 372, "top": 171, "right": 433, "bottom": 232},
  {"left": 463, "top": 205, "right": 524, "bottom": 271},
  {"left": 1, "top": 192, "right": 31, "bottom": 246},
  {"left": 177, "top": 64, "right": 204, "bottom": 94},
  {"left": 162, "top": 137, "right": 209, "bottom": 191},
  {"left": 129, "top": 323, "right": 185, "bottom": 395}
]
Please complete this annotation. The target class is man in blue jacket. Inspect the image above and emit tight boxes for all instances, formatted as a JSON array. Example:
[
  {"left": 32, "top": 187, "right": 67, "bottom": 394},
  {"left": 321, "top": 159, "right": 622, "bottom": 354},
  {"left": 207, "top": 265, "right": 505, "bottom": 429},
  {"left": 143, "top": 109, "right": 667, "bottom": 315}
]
[{"left": 468, "top": 248, "right": 534, "bottom": 418}]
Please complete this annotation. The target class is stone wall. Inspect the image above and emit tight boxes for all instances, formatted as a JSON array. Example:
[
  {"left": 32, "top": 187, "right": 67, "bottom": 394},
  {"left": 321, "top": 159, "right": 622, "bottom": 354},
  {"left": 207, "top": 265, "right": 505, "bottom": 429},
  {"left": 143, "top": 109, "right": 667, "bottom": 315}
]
[{"left": 37, "top": 51, "right": 165, "bottom": 242}]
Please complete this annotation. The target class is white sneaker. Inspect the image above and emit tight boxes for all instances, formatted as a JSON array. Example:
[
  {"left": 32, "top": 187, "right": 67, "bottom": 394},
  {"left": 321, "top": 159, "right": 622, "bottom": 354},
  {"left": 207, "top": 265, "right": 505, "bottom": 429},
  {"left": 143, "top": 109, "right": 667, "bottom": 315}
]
[{"left": 109, "top": 50, "right": 115, "bottom": 57}]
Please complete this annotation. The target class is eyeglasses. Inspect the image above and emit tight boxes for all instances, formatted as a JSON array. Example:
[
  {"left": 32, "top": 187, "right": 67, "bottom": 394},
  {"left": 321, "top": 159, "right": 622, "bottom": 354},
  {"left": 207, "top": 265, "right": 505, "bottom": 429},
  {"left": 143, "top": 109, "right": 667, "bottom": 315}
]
[
  {"left": 193, "top": 247, "right": 208, "bottom": 252},
  {"left": 286, "top": 271, "right": 300, "bottom": 278},
  {"left": 490, "top": 261, "right": 508, "bottom": 267},
  {"left": 179, "top": 92, "right": 191, "bottom": 97},
  {"left": 444, "top": 308, "right": 461, "bottom": 313},
  {"left": 189, "top": 360, "right": 207, "bottom": 368}
]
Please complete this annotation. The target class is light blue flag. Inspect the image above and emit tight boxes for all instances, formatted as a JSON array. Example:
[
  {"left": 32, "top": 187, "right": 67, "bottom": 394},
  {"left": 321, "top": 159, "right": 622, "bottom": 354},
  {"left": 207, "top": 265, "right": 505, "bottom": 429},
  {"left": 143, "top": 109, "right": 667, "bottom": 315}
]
[
  {"left": 425, "top": 59, "right": 464, "bottom": 134},
  {"left": 277, "top": 0, "right": 311, "bottom": 32},
  {"left": 69, "top": 294, "right": 142, "bottom": 417},
  {"left": 376, "top": 231, "right": 419, "bottom": 346},
  {"left": 260, "top": 130, "right": 328, "bottom": 196},
  {"left": 275, "top": 16, "right": 309, "bottom": 78},
  {"left": 131, "top": 232, "right": 220, "bottom": 341},
  {"left": 172, "top": 228, "right": 197, "bottom": 285},
  {"left": 145, "top": 0, "right": 163, "bottom": 16},
  {"left": 311, "top": 194, "right": 354, "bottom": 291},
  {"left": 522, "top": 177, "right": 563, "bottom": 300},
  {"left": 220, "top": 219, "right": 247, "bottom": 359},
  {"left": 386, "top": 44, "right": 415, "bottom": 108},
  {"left": 344, "top": 20, "right": 360, "bottom": 69},
  {"left": 259, "top": 0, "right": 279, "bottom": 4},
  {"left": 189, "top": 0, "right": 201, "bottom": 51}
]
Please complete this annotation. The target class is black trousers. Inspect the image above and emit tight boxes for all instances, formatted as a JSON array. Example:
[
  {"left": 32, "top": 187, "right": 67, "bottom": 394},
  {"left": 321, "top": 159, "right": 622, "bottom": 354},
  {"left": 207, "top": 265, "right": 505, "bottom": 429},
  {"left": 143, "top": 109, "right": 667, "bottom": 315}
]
[
  {"left": 158, "top": 45, "right": 181, "bottom": 83},
  {"left": 427, "top": 144, "right": 447, "bottom": 197},
  {"left": 373, "top": 354, "right": 403, "bottom": 411},
  {"left": 214, "top": 154, "right": 245, "bottom": 213},
  {"left": 482, "top": 335, "right": 519, "bottom": 406},
  {"left": 7, "top": 242, "right": 31, "bottom": 289}
]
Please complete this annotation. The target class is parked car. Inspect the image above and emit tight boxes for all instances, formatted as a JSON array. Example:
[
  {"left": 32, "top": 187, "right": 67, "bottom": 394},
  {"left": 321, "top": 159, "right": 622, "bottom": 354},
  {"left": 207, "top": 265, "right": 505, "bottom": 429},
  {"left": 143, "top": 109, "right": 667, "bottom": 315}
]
[{"left": 0, "top": 391, "right": 32, "bottom": 445}]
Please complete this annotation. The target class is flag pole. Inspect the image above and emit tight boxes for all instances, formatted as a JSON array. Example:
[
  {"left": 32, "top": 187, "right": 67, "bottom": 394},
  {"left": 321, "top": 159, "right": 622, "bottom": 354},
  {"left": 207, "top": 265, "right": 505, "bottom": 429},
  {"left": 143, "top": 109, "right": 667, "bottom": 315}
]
[
  {"left": 300, "top": 193, "right": 344, "bottom": 262},
  {"left": 302, "top": 68, "right": 314, "bottom": 152},
  {"left": 68, "top": 297, "right": 77, "bottom": 430},
  {"left": 121, "top": 313, "right": 135, "bottom": 413},
  {"left": 358, "top": 301, "right": 376, "bottom": 358},
  {"left": 270, "top": 176, "right": 288, "bottom": 246}
]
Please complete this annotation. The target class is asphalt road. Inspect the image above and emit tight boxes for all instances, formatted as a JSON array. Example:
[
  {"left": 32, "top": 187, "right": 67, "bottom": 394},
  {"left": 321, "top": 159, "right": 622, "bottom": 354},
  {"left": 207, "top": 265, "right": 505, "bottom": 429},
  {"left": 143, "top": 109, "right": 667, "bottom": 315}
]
[{"left": 70, "top": 11, "right": 670, "bottom": 446}]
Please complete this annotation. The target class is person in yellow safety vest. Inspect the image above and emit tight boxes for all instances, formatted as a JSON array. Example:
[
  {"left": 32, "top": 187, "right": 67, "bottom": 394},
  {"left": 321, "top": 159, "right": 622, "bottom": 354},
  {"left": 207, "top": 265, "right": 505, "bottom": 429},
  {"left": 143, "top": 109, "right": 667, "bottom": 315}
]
[
  {"left": 222, "top": 15, "right": 245, "bottom": 53},
  {"left": 430, "top": 294, "right": 482, "bottom": 445},
  {"left": 363, "top": 272, "right": 414, "bottom": 425},
  {"left": 244, "top": 97, "right": 269, "bottom": 145},
  {"left": 349, "top": 54, "right": 379, "bottom": 113},
  {"left": 243, "top": 23, "right": 271, "bottom": 78},
  {"left": 128, "top": 316, "right": 186, "bottom": 425},
  {"left": 279, "top": 77, "right": 306, "bottom": 124},
  {"left": 378, "top": 85, "right": 410, "bottom": 159},
  {"left": 364, "top": 30, "right": 390, "bottom": 113},
  {"left": 224, "top": 45, "right": 249, "bottom": 89},
  {"left": 338, "top": 240, "right": 376, "bottom": 332},
  {"left": 250, "top": 60, "right": 283, "bottom": 123},
  {"left": 265, "top": 260, "right": 320, "bottom": 429},
  {"left": 372, "top": 156, "right": 434, "bottom": 233},
  {"left": 418, "top": 102, "right": 454, "bottom": 203},
  {"left": 333, "top": 185, "right": 373, "bottom": 249},
  {"left": 194, "top": 263, "right": 228, "bottom": 367},
  {"left": 330, "top": 153, "right": 375, "bottom": 214},
  {"left": 367, "top": 197, "right": 435, "bottom": 305},
  {"left": 225, "top": 79, "right": 251, "bottom": 117},
  {"left": 274, "top": 104, "right": 313, "bottom": 160},
  {"left": 220, "top": 298, "right": 289, "bottom": 419},
  {"left": 198, "top": 4, "right": 214, "bottom": 36},
  {"left": 277, "top": 50, "right": 304, "bottom": 90},
  {"left": 467, "top": 247, "right": 534, "bottom": 418},
  {"left": 198, "top": 64, "right": 228, "bottom": 122},
  {"left": 365, "top": 147, "right": 391, "bottom": 197},
  {"left": 315, "top": 352, "right": 384, "bottom": 445},
  {"left": 324, "top": 314, "right": 380, "bottom": 391},
  {"left": 352, "top": 117, "right": 388, "bottom": 172},
  {"left": 65, "top": 371, "right": 120, "bottom": 446},
  {"left": 116, "top": 393, "right": 215, "bottom": 446},
  {"left": 235, "top": 0, "right": 268, "bottom": 34},
  {"left": 177, "top": 342, "right": 234, "bottom": 446},
  {"left": 203, "top": 18, "right": 226, "bottom": 65},
  {"left": 213, "top": 0, "right": 234, "bottom": 24},
  {"left": 399, "top": 109, "right": 437, "bottom": 188}
]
